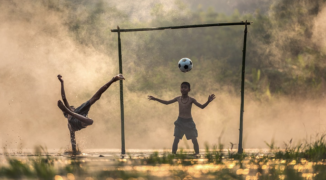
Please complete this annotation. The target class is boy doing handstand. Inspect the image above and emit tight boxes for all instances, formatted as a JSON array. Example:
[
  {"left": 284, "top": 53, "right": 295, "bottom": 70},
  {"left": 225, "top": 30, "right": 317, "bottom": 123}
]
[
  {"left": 148, "top": 82, "right": 215, "bottom": 154},
  {"left": 57, "top": 74, "right": 125, "bottom": 154}
]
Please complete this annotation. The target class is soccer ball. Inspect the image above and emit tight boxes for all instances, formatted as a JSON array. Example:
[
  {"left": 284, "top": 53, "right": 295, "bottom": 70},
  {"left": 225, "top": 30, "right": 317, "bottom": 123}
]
[{"left": 178, "top": 58, "right": 193, "bottom": 72}]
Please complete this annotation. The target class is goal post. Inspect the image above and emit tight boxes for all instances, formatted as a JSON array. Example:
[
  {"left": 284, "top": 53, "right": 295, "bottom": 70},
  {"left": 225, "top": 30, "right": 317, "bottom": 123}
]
[{"left": 111, "top": 21, "right": 251, "bottom": 155}]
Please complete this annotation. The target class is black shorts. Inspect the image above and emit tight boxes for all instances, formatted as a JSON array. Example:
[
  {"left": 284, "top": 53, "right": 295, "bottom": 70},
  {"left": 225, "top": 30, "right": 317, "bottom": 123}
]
[
  {"left": 68, "top": 100, "right": 91, "bottom": 131},
  {"left": 174, "top": 117, "right": 198, "bottom": 140}
]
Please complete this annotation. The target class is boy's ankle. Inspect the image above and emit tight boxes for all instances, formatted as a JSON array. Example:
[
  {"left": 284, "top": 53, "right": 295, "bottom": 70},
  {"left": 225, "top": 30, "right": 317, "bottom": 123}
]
[{"left": 112, "top": 74, "right": 124, "bottom": 82}]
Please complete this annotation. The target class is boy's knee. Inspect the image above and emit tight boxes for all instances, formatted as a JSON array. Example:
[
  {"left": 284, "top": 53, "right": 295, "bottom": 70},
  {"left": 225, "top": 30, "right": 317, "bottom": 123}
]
[
  {"left": 89, "top": 96, "right": 100, "bottom": 105},
  {"left": 87, "top": 119, "right": 94, "bottom": 126},
  {"left": 191, "top": 138, "right": 198, "bottom": 143}
]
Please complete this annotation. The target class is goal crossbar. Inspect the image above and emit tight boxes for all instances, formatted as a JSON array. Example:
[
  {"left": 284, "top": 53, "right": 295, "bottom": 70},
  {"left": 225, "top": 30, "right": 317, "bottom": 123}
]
[{"left": 111, "top": 22, "right": 250, "bottom": 32}]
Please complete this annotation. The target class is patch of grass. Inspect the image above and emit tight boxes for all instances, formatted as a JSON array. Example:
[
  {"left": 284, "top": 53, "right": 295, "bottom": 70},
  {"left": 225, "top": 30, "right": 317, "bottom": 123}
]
[
  {"left": 62, "top": 158, "right": 88, "bottom": 176},
  {"left": 249, "top": 154, "right": 269, "bottom": 175},
  {"left": 3, "top": 135, "right": 326, "bottom": 180},
  {"left": 205, "top": 143, "right": 223, "bottom": 164},
  {"left": 142, "top": 151, "right": 175, "bottom": 165},
  {"left": 303, "top": 135, "right": 326, "bottom": 161},
  {"left": 141, "top": 149, "right": 198, "bottom": 166},
  {"left": 267, "top": 135, "right": 326, "bottom": 162},
  {"left": 0, "top": 158, "right": 34, "bottom": 179},
  {"left": 31, "top": 146, "right": 56, "bottom": 179},
  {"left": 0, "top": 146, "right": 56, "bottom": 179}
]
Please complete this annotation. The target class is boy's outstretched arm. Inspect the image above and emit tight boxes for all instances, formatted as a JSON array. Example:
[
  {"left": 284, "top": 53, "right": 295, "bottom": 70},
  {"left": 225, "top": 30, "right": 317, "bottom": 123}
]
[
  {"left": 58, "top": 75, "right": 72, "bottom": 111},
  {"left": 148, "top": 96, "right": 178, "bottom": 105},
  {"left": 193, "top": 94, "right": 216, "bottom": 109}
]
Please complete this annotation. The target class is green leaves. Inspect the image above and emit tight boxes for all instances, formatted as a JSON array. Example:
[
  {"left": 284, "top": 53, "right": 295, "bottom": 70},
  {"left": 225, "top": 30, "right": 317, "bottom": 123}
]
[{"left": 37, "top": 0, "right": 326, "bottom": 97}]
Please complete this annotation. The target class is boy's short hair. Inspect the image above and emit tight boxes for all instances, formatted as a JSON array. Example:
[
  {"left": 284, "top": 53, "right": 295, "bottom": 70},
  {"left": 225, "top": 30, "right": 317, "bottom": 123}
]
[{"left": 181, "top": 82, "right": 190, "bottom": 89}]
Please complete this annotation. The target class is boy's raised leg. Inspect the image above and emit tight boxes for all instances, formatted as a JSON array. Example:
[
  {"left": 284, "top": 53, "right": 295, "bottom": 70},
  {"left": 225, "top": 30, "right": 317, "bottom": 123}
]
[
  {"left": 192, "top": 138, "right": 199, "bottom": 155},
  {"left": 172, "top": 137, "right": 180, "bottom": 154},
  {"left": 89, "top": 74, "right": 125, "bottom": 105},
  {"left": 58, "top": 100, "right": 94, "bottom": 125}
]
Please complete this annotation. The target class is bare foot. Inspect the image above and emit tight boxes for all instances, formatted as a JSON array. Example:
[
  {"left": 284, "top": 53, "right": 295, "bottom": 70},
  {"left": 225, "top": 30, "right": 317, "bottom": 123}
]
[
  {"left": 113, "top": 74, "right": 125, "bottom": 82},
  {"left": 57, "top": 100, "right": 70, "bottom": 114}
]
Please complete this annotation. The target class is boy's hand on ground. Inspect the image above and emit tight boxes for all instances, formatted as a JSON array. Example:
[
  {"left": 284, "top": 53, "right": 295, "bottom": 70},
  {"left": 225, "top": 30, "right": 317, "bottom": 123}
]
[
  {"left": 148, "top": 95, "right": 155, "bottom": 101},
  {"left": 57, "top": 74, "right": 63, "bottom": 82},
  {"left": 113, "top": 74, "right": 125, "bottom": 82},
  {"left": 208, "top": 94, "right": 215, "bottom": 102}
]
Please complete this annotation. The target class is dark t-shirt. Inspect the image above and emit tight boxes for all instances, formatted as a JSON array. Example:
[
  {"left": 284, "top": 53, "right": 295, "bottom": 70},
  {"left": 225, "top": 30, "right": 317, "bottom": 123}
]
[{"left": 68, "top": 100, "right": 91, "bottom": 131}]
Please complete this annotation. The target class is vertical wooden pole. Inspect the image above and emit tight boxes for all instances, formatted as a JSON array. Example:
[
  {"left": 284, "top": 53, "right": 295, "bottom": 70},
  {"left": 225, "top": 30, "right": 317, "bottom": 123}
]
[
  {"left": 238, "top": 21, "right": 248, "bottom": 154},
  {"left": 118, "top": 26, "right": 126, "bottom": 155}
]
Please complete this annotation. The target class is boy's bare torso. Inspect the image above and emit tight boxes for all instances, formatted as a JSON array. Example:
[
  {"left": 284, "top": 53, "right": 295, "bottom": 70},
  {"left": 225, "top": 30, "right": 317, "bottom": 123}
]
[
  {"left": 148, "top": 92, "right": 215, "bottom": 119},
  {"left": 177, "top": 96, "right": 194, "bottom": 119}
]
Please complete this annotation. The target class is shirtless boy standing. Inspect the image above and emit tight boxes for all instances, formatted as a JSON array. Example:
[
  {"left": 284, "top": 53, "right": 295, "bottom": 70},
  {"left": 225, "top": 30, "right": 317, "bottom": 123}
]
[
  {"left": 148, "top": 82, "right": 215, "bottom": 154},
  {"left": 57, "top": 74, "right": 124, "bottom": 154}
]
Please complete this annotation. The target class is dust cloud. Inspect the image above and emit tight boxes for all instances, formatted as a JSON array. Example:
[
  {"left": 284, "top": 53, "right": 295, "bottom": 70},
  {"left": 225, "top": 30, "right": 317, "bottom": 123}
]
[
  {"left": 0, "top": 0, "right": 326, "bottom": 152},
  {"left": 0, "top": 0, "right": 117, "bottom": 150}
]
